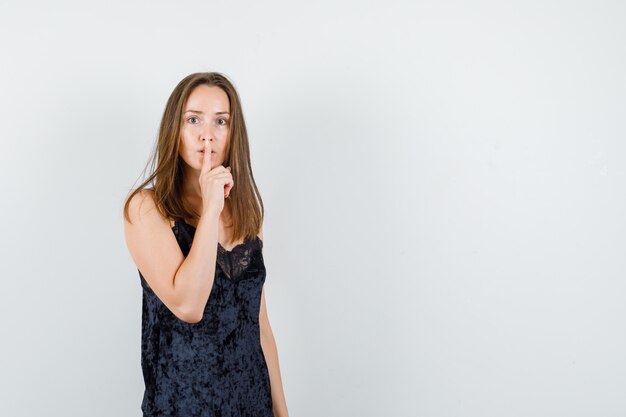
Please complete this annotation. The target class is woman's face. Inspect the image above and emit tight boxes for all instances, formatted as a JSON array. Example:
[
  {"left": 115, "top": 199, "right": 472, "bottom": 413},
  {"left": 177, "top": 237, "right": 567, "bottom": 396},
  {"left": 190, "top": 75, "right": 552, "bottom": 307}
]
[{"left": 179, "top": 84, "right": 231, "bottom": 172}]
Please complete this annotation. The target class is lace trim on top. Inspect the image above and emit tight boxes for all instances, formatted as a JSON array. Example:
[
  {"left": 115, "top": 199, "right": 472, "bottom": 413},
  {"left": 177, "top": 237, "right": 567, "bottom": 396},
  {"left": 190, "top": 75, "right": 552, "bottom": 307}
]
[{"left": 174, "top": 219, "right": 263, "bottom": 280}]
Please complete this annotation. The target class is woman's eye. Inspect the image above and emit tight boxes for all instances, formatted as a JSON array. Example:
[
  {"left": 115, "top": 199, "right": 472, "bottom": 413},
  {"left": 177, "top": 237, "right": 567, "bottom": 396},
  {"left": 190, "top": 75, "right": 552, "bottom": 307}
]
[
  {"left": 217, "top": 118, "right": 227, "bottom": 126},
  {"left": 187, "top": 116, "right": 199, "bottom": 124}
]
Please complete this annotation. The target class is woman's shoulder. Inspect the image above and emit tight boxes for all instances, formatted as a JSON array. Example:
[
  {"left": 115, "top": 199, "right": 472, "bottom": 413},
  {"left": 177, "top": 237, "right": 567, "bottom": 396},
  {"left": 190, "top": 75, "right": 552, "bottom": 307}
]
[
  {"left": 127, "top": 189, "right": 155, "bottom": 217},
  {"left": 131, "top": 188, "right": 155, "bottom": 203},
  {"left": 127, "top": 189, "right": 175, "bottom": 228}
]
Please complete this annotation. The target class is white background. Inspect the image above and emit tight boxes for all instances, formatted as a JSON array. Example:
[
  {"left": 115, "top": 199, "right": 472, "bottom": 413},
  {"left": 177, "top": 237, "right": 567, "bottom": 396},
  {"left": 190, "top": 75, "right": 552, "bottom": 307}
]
[{"left": 1, "top": 1, "right": 625, "bottom": 416}]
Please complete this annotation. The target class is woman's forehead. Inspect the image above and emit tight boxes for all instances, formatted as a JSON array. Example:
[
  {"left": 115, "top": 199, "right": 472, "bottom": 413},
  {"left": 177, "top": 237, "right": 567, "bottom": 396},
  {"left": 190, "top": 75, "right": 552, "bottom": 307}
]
[{"left": 186, "top": 85, "right": 229, "bottom": 111}]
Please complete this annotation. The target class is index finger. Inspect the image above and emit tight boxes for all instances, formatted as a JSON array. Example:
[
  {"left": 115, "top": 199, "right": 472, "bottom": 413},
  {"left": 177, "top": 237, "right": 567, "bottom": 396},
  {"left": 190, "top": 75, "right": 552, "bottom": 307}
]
[{"left": 201, "top": 140, "right": 212, "bottom": 174}]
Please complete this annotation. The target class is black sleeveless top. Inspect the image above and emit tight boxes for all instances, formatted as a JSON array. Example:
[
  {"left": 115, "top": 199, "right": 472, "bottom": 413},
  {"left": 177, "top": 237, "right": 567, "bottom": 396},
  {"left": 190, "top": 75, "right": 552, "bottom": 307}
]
[{"left": 138, "top": 219, "right": 273, "bottom": 417}]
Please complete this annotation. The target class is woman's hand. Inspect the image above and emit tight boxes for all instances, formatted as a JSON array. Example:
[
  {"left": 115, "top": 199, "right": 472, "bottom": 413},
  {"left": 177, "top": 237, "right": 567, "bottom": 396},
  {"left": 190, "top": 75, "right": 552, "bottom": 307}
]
[{"left": 198, "top": 139, "right": 233, "bottom": 215}]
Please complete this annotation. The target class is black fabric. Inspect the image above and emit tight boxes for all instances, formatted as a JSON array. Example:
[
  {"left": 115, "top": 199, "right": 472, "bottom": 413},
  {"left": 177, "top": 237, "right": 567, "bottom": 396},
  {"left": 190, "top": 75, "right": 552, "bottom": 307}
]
[{"left": 138, "top": 219, "right": 273, "bottom": 417}]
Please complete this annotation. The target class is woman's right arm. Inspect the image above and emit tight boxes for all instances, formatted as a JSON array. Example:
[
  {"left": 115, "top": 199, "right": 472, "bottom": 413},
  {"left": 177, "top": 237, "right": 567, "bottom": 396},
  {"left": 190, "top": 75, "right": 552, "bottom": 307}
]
[{"left": 124, "top": 189, "right": 220, "bottom": 323}]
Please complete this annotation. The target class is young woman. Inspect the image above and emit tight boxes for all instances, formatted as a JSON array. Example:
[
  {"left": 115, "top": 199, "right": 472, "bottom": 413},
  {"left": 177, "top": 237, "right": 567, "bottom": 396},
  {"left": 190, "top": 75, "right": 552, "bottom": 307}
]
[{"left": 123, "top": 72, "right": 289, "bottom": 417}]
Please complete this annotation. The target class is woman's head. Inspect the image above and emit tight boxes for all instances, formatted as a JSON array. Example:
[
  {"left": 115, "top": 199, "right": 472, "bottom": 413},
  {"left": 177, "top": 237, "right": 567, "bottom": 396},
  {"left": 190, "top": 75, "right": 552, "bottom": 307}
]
[
  {"left": 178, "top": 84, "right": 231, "bottom": 173},
  {"left": 123, "top": 72, "right": 264, "bottom": 242},
  {"left": 162, "top": 72, "right": 248, "bottom": 174}
]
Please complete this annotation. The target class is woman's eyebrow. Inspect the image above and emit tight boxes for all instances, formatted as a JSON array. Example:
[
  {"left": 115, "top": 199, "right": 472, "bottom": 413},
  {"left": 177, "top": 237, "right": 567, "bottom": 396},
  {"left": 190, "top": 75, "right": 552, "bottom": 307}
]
[{"left": 184, "top": 109, "right": 230, "bottom": 115}]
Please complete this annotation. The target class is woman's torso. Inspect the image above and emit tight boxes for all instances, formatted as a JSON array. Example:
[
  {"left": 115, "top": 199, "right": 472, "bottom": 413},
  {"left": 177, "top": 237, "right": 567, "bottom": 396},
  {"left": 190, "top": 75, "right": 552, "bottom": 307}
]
[{"left": 138, "top": 217, "right": 273, "bottom": 417}]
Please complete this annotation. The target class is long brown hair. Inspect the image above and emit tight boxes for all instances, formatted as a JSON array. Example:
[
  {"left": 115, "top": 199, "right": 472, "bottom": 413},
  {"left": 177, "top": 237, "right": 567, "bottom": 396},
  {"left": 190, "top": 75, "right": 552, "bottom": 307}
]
[{"left": 122, "top": 72, "right": 264, "bottom": 244}]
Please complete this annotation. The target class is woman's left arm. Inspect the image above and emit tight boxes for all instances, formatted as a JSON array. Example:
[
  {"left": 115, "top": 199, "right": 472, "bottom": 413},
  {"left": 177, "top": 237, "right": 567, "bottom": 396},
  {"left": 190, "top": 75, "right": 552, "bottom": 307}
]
[
  {"left": 258, "top": 229, "right": 289, "bottom": 417},
  {"left": 259, "top": 286, "right": 289, "bottom": 417}
]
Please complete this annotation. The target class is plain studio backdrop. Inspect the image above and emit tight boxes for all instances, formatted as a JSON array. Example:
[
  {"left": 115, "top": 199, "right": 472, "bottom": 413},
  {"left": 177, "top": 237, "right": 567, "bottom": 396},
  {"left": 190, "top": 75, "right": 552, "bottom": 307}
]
[{"left": 1, "top": 0, "right": 625, "bottom": 416}]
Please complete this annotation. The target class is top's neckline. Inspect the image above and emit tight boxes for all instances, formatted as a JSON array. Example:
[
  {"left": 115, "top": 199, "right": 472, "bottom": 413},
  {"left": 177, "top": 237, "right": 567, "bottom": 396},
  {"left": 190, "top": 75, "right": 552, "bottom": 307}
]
[{"left": 174, "top": 219, "right": 261, "bottom": 254}]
